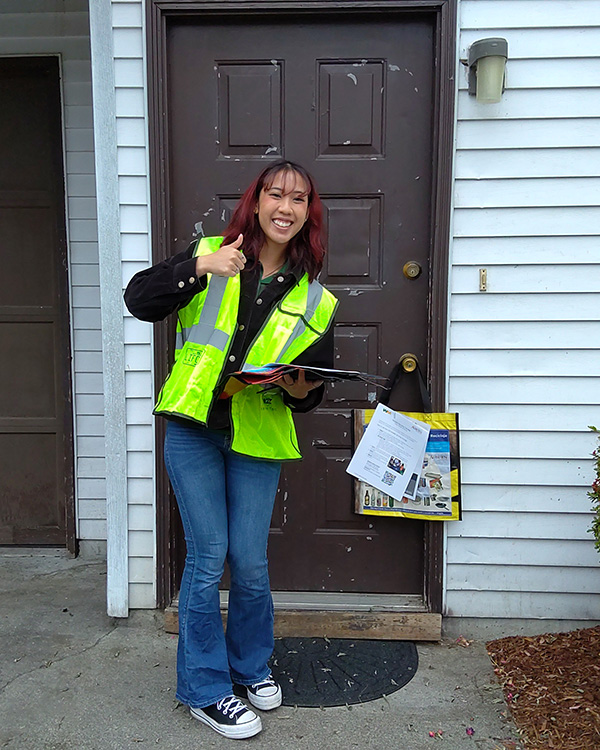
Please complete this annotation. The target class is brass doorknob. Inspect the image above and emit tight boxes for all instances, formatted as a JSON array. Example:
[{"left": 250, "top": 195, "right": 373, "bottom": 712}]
[
  {"left": 399, "top": 353, "right": 418, "bottom": 372},
  {"left": 403, "top": 261, "right": 422, "bottom": 279}
]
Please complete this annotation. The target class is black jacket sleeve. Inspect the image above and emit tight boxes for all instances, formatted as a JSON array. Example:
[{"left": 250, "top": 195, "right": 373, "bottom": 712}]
[
  {"left": 281, "top": 317, "right": 336, "bottom": 413},
  {"left": 123, "top": 242, "right": 208, "bottom": 322}
]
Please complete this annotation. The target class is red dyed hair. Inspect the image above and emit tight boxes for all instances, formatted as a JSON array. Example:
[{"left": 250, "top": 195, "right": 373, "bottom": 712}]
[{"left": 222, "top": 160, "right": 326, "bottom": 282}]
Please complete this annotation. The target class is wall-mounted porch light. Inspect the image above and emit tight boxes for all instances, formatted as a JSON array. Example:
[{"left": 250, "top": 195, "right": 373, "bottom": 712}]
[{"left": 468, "top": 37, "right": 508, "bottom": 104}]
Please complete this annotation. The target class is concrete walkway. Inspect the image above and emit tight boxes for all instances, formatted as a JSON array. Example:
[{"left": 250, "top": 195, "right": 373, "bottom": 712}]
[{"left": 0, "top": 553, "right": 523, "bottom": 750}]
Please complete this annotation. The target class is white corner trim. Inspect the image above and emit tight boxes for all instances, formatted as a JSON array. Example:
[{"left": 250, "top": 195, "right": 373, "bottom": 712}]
[{"left": 88, "top": 0, "right": 129, "bottom": 617}]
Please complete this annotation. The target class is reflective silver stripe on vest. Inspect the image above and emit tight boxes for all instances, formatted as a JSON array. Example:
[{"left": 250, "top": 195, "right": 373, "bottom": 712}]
[
  {"left": 175, "top": 274, "right": 231, "bottom": 352},
  {"left": 275, "top": 282, "right": 325, "bottom": 362}
]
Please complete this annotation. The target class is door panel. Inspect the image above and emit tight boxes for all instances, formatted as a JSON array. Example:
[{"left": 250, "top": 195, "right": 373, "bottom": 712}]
[
  {"left": 0, "top": 57, "right": 73, "bottom": 545},
  {"left": 166, "top": 14, "right": 437, "bottom": 595}
]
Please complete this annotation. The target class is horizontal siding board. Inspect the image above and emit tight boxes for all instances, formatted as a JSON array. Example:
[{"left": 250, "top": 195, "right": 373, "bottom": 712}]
[
  {"left": 461, "top": 1, "right": 600, "bottom": 28},
  {"left": 127, "top": 477, "right": 154, "bottom": 504},
  {"left": 119, "top": 176, "right": 148, "bottom": 204},
  {"left": 0, "top": 37, "right": 90, "bottom": 58},
  {"left": 460, "top": 457, "right": 592, "bottom": 487},
  {"left": 77, "top": 457, "right": 105, "bottom": 478},
  {"left": 78, "top": 477, "right": 106, "bottom": 498},
  {"left": 116, "top": 118, "right": 147, "bottom": 147},
  {"left": 450, "top": 294, "right": 600, "bottom": 322},
  {"left": 455, "top": 177, "right": 600, "bottom": 208},
  {"left": 125, "top": 371, "right": 153, "bottom": 397},
  {"left": 114, "top": 58, "right": 145, "bottom": 87},
  {"left": 451, "top": 236, "right": 600, "bottom": 265},
  {"left": 117, "top": 146, "right": 147, "bottom": 175},
  {"left": 63, "top": 80, "right": 93, "bottom": 106},
  {"left": 120, "top": 206, "right": 149, "bottom": 233},
  {"left": 128, "top": 503, "right": 154, "bottom": 531},
  {"left": 79, "top": 519, "right": 107, "bottom": 540},
  {"left": 73, "top": 329, "right": 102, "bottom": 351},
  {"left": 460, "top": 27, "right": 600, "bottom": 59},
  {"left": 457, "top": 118, "right": 600, "bottom": 149},
  {"left": 66, "top": 151, "right": 95, "bottom": 174},
  {"left": 456, "top": 147, "right": 600, "bottom": 179},
  {"left": 129, "top": 530, "right": 154, "bottom": 557},
  {"left": 64, "top": 105, "right": 94, "bottom": 129},
  {"left": 121, "top": 233, "right": 151, "bottom": 262},
  {"left": 68, "top": 197, "right": 98, "bottom": 221},
  {"left": 0, "top": 12, "right": 90, "bottom": 37},
  {"left": 453, "top": 206, "right": 600, "bottom": 236},
  {"left": 128, "top": 583, "right": 154, "bottom": 609},
  {"left": 71, "top": 263, "right": 100, "bottom": 286},
  {"left": 448, "top": 564, "right": 599, "bottom": 594},
  {"left": 126, "top": 398, "right": 153, "bottom": 425},
  {"left": 77, "top": 436, "right": 106, "bottom": 457},
  {"left": 76, "top": 415, "right": 105, "bottom": 437},
  {"left": 78, "top": 498, "right": 107, "bottom": 520},
  {"left": 460, "top": 431, "right": 596, "bottom": 460},
  {"left": 128, "top": 557, "right": 154, "bottom": 583},
  {"left": 74, "top": 351, "right": 103, "bottom": 372},
  {"left": 127, "top": 451, "right": 154, "bottom": 478},
  {"left": 124, "top": 344, "right": 153, "bottom": 371},
  {"left": 451, "top": 265, "right": 600, "bottom": 293},
  {"left": 72, "top": 308, "right": 101, "bottom": 329},
  {"left": 115, "top": 87, "right": 145, "bottom": 118},
  {"left": 449, "top": 376, "right": 600, "bottom": 404},
  {"left": 449, "top": 484, "right": 592, "bottom": 513},
  {"left": 112, "top": 2, "right": 143, "bottom": 27},
  {"left": 112, "top": 28, "right": 143, "bottom": 58},
  {"left": 452, "top": 511, "right": 591, "bottom": 540},
  {"left": 450, "top": 349, "right": 600, "bottom": 376},
  {"left": 446, "top": 590, "right": 600, "bottom": 619},
  {"left": 67, "top": 176, "right": 97, "bottom": 200},
  {"left": 75, "top": 394, "right": 105, "bottom": 415},
  {"left": 447, "top": 538, "right": 600, "bottom": 567},
  {"left": 123, "top": 318, "right": 152, "bottom": 344},
  {"left": 74, "top": 373, "right": 104, "bottom": 394},
  {"left": 458, "top": 88, "right": 600, "bottom": 121},
  {"left": 450, "top": 321, "right": 600, "bottom": 349},
  {"left": 65, "top": 128, "right": 94, "bottom": 152},
  {"left": 127, "top": 425, "right": 153, "bottom": 452},
  {"left": 448, "top": 404, "right": 600, "bottom": 432}
]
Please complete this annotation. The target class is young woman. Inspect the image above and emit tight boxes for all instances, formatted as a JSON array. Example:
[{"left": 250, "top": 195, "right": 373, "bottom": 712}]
[{"left": 125, "top": 161, "right": 338, "bottom": 740}]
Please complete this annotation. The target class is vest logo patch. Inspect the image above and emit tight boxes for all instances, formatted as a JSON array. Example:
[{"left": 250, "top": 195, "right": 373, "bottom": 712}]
[{"left": 182, "top": 347, "right": 203, "bottom": 367}]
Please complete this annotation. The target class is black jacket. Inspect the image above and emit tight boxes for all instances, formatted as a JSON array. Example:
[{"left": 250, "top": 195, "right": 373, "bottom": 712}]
[{"left": 124, "top": 242, "right": 335, "bottom": 429}]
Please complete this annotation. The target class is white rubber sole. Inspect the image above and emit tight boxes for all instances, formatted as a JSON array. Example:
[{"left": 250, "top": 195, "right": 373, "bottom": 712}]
[
  {"left": 190, "top": 706, "right": 262, "bottom": 739},
  {"left": 246, "top": 684, "right": 283, "bottom": 711}
]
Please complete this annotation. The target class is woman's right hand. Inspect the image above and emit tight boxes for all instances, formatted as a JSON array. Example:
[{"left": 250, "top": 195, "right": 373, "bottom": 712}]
[{"left": 195, "top": 234, "right": 246, "bottom": 277}]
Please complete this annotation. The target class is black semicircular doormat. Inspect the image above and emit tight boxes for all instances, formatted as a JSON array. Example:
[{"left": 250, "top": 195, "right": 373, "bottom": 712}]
[{"left": 269, "top": 637, "right": 418, "bottom": 707}]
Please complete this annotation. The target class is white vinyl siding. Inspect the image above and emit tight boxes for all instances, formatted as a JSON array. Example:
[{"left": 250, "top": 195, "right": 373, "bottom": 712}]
[
  {"left": 112, "top": 0, "right": 156, "bottom": 608},
  {"left": 447, "top": 0, "right": 600, "bottom": 620},
  {"left": 0, "top": 1, "right": 107, "bottom": 547}
]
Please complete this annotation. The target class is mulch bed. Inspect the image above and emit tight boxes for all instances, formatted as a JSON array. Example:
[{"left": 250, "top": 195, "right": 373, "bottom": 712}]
[{"left": 487, "top": 626, "right": 600, "bottom": 749}]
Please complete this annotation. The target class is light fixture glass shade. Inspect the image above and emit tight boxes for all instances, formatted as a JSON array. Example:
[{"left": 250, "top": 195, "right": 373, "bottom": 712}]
[{"left": 476, "top": 55, "right": 506, "bottom": 103}]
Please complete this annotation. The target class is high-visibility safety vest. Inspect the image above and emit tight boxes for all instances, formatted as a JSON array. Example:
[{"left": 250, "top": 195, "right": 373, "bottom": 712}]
[{"left": 154, "top": 236, "right": 338, "bottom": 460}]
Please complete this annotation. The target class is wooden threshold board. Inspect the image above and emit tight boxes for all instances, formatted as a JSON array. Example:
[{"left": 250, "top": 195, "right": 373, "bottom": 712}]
[{"left": 164, "top": 606, "right": 441, "bottom": 641}]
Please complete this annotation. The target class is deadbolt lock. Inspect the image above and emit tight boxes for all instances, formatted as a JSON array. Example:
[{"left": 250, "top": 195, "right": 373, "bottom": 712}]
[
  {"left": 399, "top": 353, "right": 418, "bottom": 373},
  {"left": 403, "top": 261, "right": 422, "bottom": 279}
]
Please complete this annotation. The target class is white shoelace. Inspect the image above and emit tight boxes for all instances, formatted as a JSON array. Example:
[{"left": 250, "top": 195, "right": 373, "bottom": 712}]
[
  {"left": 251, "top": 675, "right": 276, "bottom": 689},
  {"left": 216, "top": 696, "right": 247, "bottom": 718}
]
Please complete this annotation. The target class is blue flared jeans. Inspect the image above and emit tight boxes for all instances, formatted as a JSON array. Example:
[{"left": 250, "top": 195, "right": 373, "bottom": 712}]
[{"left": 164, "top": 421, "right": 281, "bottom": 708}]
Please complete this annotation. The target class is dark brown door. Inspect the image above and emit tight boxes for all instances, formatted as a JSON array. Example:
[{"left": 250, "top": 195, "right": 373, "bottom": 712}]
[
  {"left": 165, "top": 13, "right": 439, "bottom": 596},
  {"left": 0, "top": 57, "right": 74, "bottom": 546}
]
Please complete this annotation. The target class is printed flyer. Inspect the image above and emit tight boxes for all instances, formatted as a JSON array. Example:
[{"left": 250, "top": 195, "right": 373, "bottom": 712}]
[{"left": 351, "top": 408, "right": 462, "bottom": 521}]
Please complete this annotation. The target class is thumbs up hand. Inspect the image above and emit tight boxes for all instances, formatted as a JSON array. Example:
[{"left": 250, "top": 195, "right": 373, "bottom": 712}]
[{"left": 195, "top": 234, "right": 247, "bottom": 277}]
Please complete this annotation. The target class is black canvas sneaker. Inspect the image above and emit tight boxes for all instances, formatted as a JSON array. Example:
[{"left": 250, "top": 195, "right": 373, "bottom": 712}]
[
  {"left": 235, "top": 674, "right": 283, "bottom": 711},
  {"left": 190, "top": 696, "right": 262, "bottom": 739}
]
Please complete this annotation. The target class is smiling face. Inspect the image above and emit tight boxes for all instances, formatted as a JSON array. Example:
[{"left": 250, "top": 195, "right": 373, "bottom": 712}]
[{"left": 255, "top": 170, "right": 310, "bottom": 252}]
